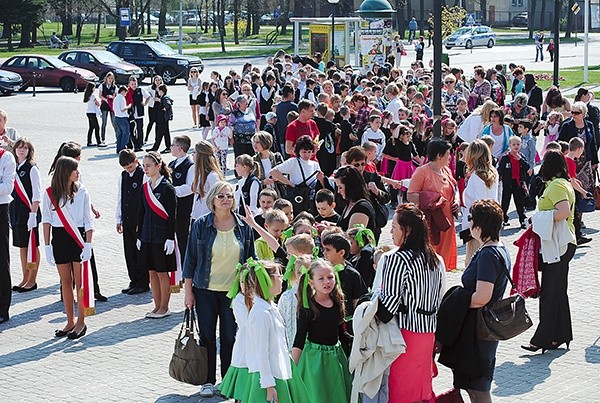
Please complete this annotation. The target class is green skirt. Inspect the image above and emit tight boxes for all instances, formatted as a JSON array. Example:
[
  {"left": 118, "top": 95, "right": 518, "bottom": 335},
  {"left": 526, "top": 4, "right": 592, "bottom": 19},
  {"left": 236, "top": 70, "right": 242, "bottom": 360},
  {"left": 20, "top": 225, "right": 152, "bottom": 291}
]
[
  {"left": 297, "top": 340, "right": 352, "bottom": 403},
  {"left": 218, "top": 365, "right": 249, "bottom": 400},
  {"left": 242, "top": 368, "right": 311, "bottom": 403}
]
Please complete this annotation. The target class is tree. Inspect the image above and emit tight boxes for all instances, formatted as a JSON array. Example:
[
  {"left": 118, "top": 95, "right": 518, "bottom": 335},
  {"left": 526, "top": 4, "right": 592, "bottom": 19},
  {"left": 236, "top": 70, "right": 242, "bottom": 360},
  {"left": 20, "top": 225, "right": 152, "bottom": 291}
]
[
  {"left": 428, "top": 5, "right": 467, "bottom": 39},
  {"left": 233, "top": 0, "right": 240, "bottom": 44},
  {"left": 0, "top": 0, "right": 47, "bottom": 48},
  {"left": 529, "top": 0, "right": 537, "bottom": 38}
]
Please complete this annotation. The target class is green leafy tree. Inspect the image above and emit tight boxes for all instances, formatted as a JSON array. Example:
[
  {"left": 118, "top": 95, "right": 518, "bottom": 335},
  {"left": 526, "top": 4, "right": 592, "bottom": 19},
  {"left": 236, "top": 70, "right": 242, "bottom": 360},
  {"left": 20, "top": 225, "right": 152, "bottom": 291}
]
[
  {"left": 0, "top": 0, "right": 47, "bottom": 48},
  {"left": 428, "top": 5, "right": 467, "bottom": 39}
]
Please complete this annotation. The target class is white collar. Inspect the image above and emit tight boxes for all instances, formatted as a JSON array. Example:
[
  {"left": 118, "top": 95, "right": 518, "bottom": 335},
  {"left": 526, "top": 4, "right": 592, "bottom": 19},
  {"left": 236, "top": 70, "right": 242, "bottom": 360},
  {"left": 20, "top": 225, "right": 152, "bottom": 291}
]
[{"left": 253, "top": 295, "right": 274, "bottom": 310}]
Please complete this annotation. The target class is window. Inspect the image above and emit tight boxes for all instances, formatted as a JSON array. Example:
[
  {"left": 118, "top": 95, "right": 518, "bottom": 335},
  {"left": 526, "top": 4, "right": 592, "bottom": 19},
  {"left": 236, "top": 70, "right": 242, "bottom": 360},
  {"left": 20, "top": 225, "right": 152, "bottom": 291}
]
[
  {"left": 38, "top": 59, "right": 52, "bottom": 70},
  {"left": 512, "top": 0, "right": 524, "bottom": 6},
  {"left": 6, "top": 57, "right": 26, "bottom": 68},
  {"left": 121, "top": 44, "right": 136, "bottom": 58},
  {"left": 64, "top": 53, "right": 77, "bottom": 64},
  {"left": 80, "top": 53, "right": 96, "bottom": 64}
]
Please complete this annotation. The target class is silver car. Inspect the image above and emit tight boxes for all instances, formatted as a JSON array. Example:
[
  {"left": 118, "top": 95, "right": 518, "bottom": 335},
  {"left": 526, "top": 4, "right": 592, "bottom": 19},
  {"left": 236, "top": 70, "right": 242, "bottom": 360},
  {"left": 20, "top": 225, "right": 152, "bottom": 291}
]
[{"left": 444, "top": 25, "right": 496, "bottom": 50}]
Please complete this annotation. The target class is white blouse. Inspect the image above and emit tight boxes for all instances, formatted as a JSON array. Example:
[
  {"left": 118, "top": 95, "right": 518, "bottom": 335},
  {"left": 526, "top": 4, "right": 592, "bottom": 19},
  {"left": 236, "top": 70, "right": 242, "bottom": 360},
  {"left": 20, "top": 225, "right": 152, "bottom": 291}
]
[
  {"left": 274, "top": 157, "right": 320, "bottom": 187},
  {"left": 245, "top": 296, "right": 293, "bottom": 388},
  {"left": 230, "top": 293, "right": 248, "bottom": 368},
  {"left": 42, "top": 182, "right": 94, "bottom": 231},
  {"left": 277, "top": 285, "right": 298, "bottom": 351},
  {"left": 190, "top": 170, "right": 221, "bottom": 220},
  {"left": 461, "top": 173, "right": 499, "bottom": 230}
]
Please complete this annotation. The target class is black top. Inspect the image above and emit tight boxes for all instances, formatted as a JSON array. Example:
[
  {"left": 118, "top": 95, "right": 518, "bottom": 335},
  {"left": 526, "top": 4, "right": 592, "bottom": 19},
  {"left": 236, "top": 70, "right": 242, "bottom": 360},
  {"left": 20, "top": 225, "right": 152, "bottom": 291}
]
[
  {"left": 462, "top": 245, "right": 510, "bottom": 304},
  {"left": 316, "top": 211, "right": 340, "bottom": 223},
  {"left": 455, "top": 160, "right": 467, "bottom": 182},
  {"left": 293, "top": 301, "right": 344, "bottom": 349},
  {"left": 120, "top": 165, "right": 144, "bottom": 228},
  {"left": 338, "top": 262, "right": 368, "bottom": 317},
  {"left": 497, "top": 153, "right": 530, "bottom": 187},
  {"left": 137, "top": 177, "right": 177, "bottom": 243},
  {"left": 9, "top": 161, "right": 41, "bottom": 225},
  {"left": 339, "top": 119, "right": 356, "bottom": 153},
  {"left": 337, "top": 199, "right": 376, "bottom": 234},
  {"left": 350, "top": 245, "right": 375, "bottom": 289},
  {"left": 168, "top": 157, "right": 194, "bottom": 220}
]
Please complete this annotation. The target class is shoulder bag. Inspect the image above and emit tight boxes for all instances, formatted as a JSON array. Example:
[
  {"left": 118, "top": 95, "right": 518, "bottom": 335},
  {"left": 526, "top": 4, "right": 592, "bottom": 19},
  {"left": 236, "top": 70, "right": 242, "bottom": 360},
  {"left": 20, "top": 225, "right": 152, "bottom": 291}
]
[
  {"left": 476, "top": 247, "right": 533, "bottom": 341},
  {"left": 168, "top": 308, "right": 208, "bottom": 385},
  {"left": 285, "top": 158, "right": 318, "bottom": 213},
  {"left": 593, "top": 170, "right": 600, "bottom": 210}
]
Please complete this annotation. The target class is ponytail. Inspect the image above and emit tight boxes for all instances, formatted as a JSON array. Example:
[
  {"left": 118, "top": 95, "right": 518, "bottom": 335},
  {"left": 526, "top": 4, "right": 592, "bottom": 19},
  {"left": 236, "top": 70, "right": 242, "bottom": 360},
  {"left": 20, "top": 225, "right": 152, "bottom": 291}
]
[
  {"left": 160, "top": 161, "right": 172, "bottom": 182},
  {"left": 49, "top": 142, "right": 82, "bottom": 175}
]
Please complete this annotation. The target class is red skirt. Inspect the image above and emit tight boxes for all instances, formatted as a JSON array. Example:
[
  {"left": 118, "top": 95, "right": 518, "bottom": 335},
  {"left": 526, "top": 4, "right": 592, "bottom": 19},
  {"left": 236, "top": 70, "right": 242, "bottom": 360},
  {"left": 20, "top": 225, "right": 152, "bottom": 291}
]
[
  {"left": 388, "top": 330, "right": 435, "bottom": 403},
  {"left": 391, "top": 160, "right": 416, "bottom": 184}
]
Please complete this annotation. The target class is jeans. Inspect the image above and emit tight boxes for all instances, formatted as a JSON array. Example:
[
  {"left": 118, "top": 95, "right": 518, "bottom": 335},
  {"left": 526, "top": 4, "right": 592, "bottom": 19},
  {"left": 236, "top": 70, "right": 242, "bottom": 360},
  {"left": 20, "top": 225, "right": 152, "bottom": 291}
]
[
  {"left": 115, "top": 116, "right": 130, "bottom": 152},
  {"left": 101, "top": 109, "right": 115, "bottom": 142},
  {"left": 193, "top": 287, "right": 237, "bottom": 384},
  {"left": 535, "top": 45, "right": 544, "bottom": 62}
]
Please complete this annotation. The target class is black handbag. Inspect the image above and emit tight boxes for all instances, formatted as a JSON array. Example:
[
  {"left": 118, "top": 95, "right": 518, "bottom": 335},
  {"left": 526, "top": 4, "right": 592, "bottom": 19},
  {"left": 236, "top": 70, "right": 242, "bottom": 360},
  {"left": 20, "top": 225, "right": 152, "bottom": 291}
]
[
  {"left": 285, "top": 158, "right": 318, "bottom": 213},
  {"left": 168, "top": 308, "right": 208, "bottom": 385},
  {"left": 476, "top": 248, "right": 533, "bottom": 341}
]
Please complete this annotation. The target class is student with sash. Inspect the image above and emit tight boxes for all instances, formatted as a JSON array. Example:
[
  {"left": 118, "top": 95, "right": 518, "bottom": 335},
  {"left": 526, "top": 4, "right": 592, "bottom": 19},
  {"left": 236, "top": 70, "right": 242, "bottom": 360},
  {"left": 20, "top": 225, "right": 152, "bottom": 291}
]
[
  {"left": 0, "top": 143, "right": 16, "bottom": 324},
  {"left": 168, "top": 135, "right": 194, "bottom": 259},
  {"left": 137, "top": 151, "right": 177, "bottom": 319},
  {"left": 42, "top": 156, "right": 94, "bottom": 339},
  {"left": 9, "top": 138, "right": 41, "bottom": 293}
]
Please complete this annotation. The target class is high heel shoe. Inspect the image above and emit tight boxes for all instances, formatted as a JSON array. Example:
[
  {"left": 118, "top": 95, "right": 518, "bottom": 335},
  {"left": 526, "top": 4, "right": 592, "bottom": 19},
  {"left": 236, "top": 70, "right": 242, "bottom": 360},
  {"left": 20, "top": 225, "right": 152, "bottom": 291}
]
[
  {"left": 55, "top": 325, "right": 76, "bottom": 337},
  {"left": 521, "top": 344, "right": 547, "bottom": 354},
  {"left": 548, "top": 341, "right": 571, "bottom": 350},
  {"left": 67, "top": 325, "right": 87, "bottom": 340}
]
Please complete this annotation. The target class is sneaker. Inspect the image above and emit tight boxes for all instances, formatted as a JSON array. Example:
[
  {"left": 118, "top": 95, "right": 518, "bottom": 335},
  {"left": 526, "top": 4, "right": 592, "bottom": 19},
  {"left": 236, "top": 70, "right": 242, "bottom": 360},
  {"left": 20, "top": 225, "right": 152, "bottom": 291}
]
[
  {"left": 199, "top": 383, "right": 215, "bottom": 397},
  {"left": 98, "top": 142, "right": 107, "bottom": 148}
]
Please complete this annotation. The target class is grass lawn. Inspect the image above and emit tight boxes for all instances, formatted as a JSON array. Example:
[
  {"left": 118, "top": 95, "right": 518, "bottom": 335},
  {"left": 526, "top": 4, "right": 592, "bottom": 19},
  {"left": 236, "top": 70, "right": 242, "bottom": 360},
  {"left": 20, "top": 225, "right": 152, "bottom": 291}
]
[
  {"left": 529, "top": 69, "right": 600, "bottom": 97},
  {"left": 192, "top": 45, "right": 293, "bottom": 59}
]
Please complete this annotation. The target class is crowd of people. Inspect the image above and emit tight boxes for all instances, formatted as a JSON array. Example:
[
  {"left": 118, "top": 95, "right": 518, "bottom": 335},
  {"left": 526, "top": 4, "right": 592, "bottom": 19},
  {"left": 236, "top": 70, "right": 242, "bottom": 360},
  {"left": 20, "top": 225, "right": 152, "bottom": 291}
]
[{"left": 0, "top": 43, "right": 597, "bottom": 402}]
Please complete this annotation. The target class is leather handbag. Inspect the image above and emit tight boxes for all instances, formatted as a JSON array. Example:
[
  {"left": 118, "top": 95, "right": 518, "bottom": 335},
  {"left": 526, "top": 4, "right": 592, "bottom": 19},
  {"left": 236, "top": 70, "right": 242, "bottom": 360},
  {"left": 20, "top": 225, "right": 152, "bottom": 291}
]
[
  {"left": 168, "top": 308, "right": 208, "bottom": 385},
  {"left": 594, "top": 170, "right": 600, "bottom": 210},
  {"left": 476, "top": 248, "right": 533, "bottom": 341},
  {"left": 285, "top": 158, "right": 318, "bottom": 213}
]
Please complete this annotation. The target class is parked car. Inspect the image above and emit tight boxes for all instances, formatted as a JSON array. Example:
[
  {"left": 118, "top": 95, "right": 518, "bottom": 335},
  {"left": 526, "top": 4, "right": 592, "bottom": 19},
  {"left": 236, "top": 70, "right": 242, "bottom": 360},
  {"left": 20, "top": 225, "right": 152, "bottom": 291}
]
[
  {"left": 0, "top": 69, "right": 23, "bottom": 95},
  {"left": 0, "top": 55, "right": 98, "bottom": 92},
  {"left": 512, "top": 12, "right": 528, "bottom": 27},
  {"left": 59, "top": 50, "right": 144, "bottom": 84},
  {"left": 444, "top": 25, "right": 496, "bottom": 50},
  {"left": 107, "top": 40, "right": 203, "bottom": 85}
]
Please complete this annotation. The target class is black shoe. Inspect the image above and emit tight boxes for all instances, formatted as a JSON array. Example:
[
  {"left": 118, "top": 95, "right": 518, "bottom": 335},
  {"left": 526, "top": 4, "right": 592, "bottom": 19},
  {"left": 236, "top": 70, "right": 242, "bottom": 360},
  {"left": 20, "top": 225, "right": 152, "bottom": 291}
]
[
  {"left": 55, "top": 325, "right": 76, "bottom": 337},
  {"left": 521, "top": 344, "right": 546, "bottom": 354},
  {"left": 520, "top": 222, "right": 527, "bottom": 229},
  {"left": 87, "top": 143, "right": 96, "bottom": 147},
  {"left": 67, "top": 325, "right": 87, "bottom": 340},
  {"left": 503, "top": 221, "right": 510, "bottom": 226},
  {"left": 12, "top": 285, "right": 22, "bottom": 292},
  {"left": 94, "top": 293, "right": 108, "bottom": 302},
  {"left": 134, "top": 148, "right": 143, "bottom": 152},
  {"left": 18, "top": 283, "right": 37, "bottom": 293},
  {"left": 160, "top": 148, "right": 171, "bottom": 154},
  {"left": 0, "top": 316, "right": 9, "bottom": 324},
  {"left": 127, "top": 287, "right": 150, "bottom": 295},
  {"left": 145, "top": 148, "right": 157, "bottom": 152},
  {"left": 121, "top": 286, "right": 133, "bottom": 294},
  {"left": 577, "top": 237, "right": 592, "bottom": 246}
]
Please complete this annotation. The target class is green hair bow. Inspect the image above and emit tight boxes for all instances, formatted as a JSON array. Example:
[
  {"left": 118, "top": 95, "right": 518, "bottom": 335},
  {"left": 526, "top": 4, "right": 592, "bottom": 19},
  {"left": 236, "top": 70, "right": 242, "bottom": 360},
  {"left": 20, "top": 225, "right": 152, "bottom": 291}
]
[
  {"left": 281, "top": 228, "right": 294, "bottom": 241},
  {"left": 226, "top": 263, "right": 251, "bottom": 300},
  {"left": 312, "top": 246, "right": 320, "bottom": 258},
  {"left": 299, "top": 265, "right": 311, "bottom": 309},
  {"left": 333, "top": 263, "right": 345, "bottom": 288},
  {"left": 283, "top": 255, "right": 297, "bottom": 284},
  {"left": 247, "top": 258, "right": 273, "bottom": 300},
  {"left": 353, "top": 224, "right": 376, "bottom": 248}
]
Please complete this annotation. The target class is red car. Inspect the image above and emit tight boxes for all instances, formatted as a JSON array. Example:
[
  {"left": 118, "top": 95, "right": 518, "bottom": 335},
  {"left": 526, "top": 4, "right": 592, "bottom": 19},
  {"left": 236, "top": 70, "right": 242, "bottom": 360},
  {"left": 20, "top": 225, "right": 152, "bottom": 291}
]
[{"left": 1, "top": 55, "right": 98, "bottom": 92}]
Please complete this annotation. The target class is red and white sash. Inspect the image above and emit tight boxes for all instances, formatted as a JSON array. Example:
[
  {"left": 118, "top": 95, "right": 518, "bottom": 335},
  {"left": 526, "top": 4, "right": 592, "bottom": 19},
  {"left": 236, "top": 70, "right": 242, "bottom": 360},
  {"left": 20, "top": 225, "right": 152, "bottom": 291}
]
[
  {"left": 143, "top": 181, "right": 182, "bottom": 292},
  {"left": 14, "top": 176, "right": 37, "bottom": 268},
  {"left": 46, "top": 187, "right": 95, "bottom": 316}
]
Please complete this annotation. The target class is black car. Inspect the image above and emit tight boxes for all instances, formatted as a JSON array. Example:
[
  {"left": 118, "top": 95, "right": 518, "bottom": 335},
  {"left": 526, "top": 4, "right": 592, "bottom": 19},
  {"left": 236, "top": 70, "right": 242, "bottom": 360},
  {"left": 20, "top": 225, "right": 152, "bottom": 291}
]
[
  {"left": 107, "top": 40, "right": 203, "bottom": 85},
  {"left": 0, "top": 69, "right": 23, "bottom": 95},
  {"left": 58, "top": 50, "right": 144, "bottom": 84},
  {"left": 512, "top": 12, "right": 528, "bottom": 27}
]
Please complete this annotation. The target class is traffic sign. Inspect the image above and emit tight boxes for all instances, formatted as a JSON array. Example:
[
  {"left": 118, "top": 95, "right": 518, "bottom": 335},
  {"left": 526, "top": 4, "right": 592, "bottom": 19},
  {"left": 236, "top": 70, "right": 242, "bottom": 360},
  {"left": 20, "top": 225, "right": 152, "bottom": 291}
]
[
  {"left": 466, "top": 14, "right": 475, "bottom": 26},
  {"left": 572, "top": 3, "right": 581, "bottom": 14},
  {"left": 120, "top": 8, "right": 131, "bottom": 27}
]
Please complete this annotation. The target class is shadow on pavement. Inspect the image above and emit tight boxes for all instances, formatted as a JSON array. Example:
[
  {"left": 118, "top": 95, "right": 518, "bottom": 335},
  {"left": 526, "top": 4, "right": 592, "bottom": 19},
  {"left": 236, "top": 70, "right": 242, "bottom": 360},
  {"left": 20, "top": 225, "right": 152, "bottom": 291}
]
[
  {"left": 155, "top": 393, "right": 230, "bottom": 402},
  {"left": 0, "top": 314, "right": 182, "bottom": 369},
  {"left": 492, "top": 349, "right": 567, "bottom": 397},
  {"left": 585, "top": 337, "right": 600, "bottom": 364}
]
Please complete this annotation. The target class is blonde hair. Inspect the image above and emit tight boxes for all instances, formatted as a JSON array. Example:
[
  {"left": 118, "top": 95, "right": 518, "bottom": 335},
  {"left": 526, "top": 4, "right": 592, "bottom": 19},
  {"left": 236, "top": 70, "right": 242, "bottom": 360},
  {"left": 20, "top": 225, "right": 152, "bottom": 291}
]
[
  {"left": 476, "top": 100, "right": 499, "bottom": 124},
  {"left": 243, "top": 260, "right": 282, "bottom": 310},
  {"left": 465, "top": 140, "right": 498, "bottom": 188},
  {"left": 290, "top": 254, "right": 313, "bottom": 285},
  {"left": 192, "top": 140, "right": 224, "bottom": 198},
  {"left": 285, "top": 234, "right": 315, "bottom": 255},
  {"left": 205, "top": 181, "right": 236, "bottom": 213}
]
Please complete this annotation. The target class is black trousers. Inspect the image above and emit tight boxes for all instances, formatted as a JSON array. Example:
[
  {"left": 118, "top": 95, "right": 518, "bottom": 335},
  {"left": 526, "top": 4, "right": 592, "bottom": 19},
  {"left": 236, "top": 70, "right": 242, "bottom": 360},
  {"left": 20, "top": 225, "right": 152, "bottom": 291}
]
[
  {"left": 129, "top": 118, "right": 144, "bottom": 150},
  {"left": 86, "top": 113, "right": 101, "bottom": 144},
  {"left": 145, "top": 107, "right": 157, "bottom": 141},
  {"left": 530, "top": 243, "right": 576, "bottom": 348},
  {"left": 501, "top": 183, "right": 526, "bottom": 223},
  {"left": 122, "top": 226, "right": 148, "bottom": 288},
  {"left": 233, "top": 142, "right": 254, "bottom": 160},
  {"left": 175, "top": 215, "right": 191, "bottom": 260},
  {"left": 0, "top": 204, "right": 11, "bottom": 319},
  {"left": 151, "top": 119, "right": 171, "bottom": 151}
]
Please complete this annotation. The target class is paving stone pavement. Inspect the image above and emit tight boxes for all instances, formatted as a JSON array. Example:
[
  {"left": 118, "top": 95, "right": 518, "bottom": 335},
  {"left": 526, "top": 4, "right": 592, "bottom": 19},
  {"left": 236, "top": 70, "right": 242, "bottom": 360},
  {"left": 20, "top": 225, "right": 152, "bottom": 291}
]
[{"left": 1, "top": 81, "right": 600, "bottom": 402}]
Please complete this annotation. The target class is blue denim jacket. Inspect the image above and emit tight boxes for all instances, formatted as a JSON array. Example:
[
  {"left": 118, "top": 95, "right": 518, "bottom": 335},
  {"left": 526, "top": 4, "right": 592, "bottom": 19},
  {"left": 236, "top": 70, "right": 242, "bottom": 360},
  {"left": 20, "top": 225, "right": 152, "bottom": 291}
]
[{"left": 183, "top": 212, "right": 256, "bottom": 289}]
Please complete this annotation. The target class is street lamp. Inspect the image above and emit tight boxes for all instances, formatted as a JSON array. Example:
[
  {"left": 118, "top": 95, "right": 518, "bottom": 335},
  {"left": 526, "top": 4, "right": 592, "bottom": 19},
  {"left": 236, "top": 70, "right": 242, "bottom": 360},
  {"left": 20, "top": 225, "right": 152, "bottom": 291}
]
[{"left": 328, "top": 0, "right": 340, "bottom": 63}]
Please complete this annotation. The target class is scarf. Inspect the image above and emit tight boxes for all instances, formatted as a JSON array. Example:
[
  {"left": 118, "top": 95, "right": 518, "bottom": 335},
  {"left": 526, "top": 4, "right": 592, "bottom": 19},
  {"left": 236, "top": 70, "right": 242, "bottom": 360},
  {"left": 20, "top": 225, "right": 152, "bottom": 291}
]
[{"left": 509, "top": 153, "right": 521, "bottom": 186}]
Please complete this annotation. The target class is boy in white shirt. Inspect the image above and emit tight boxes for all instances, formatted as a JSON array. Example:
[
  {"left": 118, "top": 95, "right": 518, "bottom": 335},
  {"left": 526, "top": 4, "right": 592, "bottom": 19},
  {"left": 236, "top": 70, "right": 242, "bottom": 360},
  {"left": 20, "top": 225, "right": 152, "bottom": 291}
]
[
  {"left": 361, "top": 114, "right": 386, "bottom": 164},
  {"left": 210, "top": 114, "right": 231, "bottom": 175},
  {"left": 113, "top": 86, "right": 131, "bottom": 153}
]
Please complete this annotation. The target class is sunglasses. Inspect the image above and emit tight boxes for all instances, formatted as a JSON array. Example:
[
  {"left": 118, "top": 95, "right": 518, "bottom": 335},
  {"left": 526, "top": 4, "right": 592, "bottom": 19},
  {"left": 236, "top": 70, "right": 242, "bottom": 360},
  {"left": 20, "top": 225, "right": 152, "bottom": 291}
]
[
  {"left": 216, "top": 194, "right": 234, "bottom": 200},
  {"left": 445, "top": 81, "right": 454, "bottom": 84},
  {"left": 351, "top": 161, "right": 366, "bottom": 167},
  {"left": 571, "top": 111, "right": 582, "bottom": 115}
]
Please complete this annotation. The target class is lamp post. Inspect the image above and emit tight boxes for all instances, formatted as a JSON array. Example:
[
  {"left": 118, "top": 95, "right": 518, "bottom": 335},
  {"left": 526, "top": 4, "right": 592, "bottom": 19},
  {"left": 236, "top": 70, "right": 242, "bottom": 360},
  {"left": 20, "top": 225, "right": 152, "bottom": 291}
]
[{"left": 328, "top": 0, "right": 340, "bottom": 63}]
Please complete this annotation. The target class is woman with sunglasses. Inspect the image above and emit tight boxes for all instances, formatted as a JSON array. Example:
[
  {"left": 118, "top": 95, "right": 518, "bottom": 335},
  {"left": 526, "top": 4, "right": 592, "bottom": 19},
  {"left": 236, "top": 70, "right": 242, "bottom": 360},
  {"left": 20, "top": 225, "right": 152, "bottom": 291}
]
[
  {"left": 479, "top": 107, "right": 513, "bottom": 159},
  {"left": 442, "top": 74, "right": 461, "bottom": 114},
  {"left": 183, "top": 180, "right": 256, "bottom": 398},
  {"left": 558, "top": 101, "right": 598, "bottom": 192}
]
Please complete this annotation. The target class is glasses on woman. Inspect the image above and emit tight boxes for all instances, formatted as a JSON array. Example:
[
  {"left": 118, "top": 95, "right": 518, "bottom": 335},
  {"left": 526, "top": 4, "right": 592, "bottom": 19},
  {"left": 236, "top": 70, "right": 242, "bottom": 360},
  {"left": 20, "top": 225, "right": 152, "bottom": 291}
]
[
  {"left": 351, "top": 161, "right": 366, "bottom": 168},
  {"left": 571, "top": 111, "right": 582, "bottom": 115},
  {"left": 216, "top": 193, "right": 234, "bottom": 200}
]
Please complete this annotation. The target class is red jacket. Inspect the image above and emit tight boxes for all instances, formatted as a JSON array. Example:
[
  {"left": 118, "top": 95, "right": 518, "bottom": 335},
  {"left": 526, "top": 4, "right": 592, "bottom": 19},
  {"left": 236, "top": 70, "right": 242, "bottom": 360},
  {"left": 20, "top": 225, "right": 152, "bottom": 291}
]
[
  {"left": 418, "top": 190, "right": 451, "bottom": 246},
  {"left": 511, "top": 227, "right": 540, "bottom": 298}
]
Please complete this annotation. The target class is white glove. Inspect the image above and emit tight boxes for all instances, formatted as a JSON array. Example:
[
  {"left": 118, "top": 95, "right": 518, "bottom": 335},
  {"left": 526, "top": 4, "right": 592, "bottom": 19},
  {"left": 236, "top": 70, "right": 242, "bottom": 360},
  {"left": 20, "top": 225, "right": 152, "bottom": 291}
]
[
  {"left": 80, "top": 243, "right": 92, "bottom": 262},
  {"left": 164, "top": 239, "right": 175, "bottom": 255},
  {"left": 45, "top": 245, "right": 55, "bottom": 266},
  {"left": 136, "top": 239, "right": 141, "bottom": 250},
  {"left": 27, "top": 213, "right": 37, "bottom": 231}
]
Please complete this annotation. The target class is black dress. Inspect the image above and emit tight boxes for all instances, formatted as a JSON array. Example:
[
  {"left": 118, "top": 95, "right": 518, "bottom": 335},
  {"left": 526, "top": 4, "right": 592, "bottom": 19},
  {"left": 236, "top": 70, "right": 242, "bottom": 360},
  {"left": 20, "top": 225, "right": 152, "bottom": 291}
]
[
  {"left": 454, "top": 245, "right": 510, "bottom": 392},
  {"left": 337, "top": 199, "right": 377, "bottom": 238}
]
